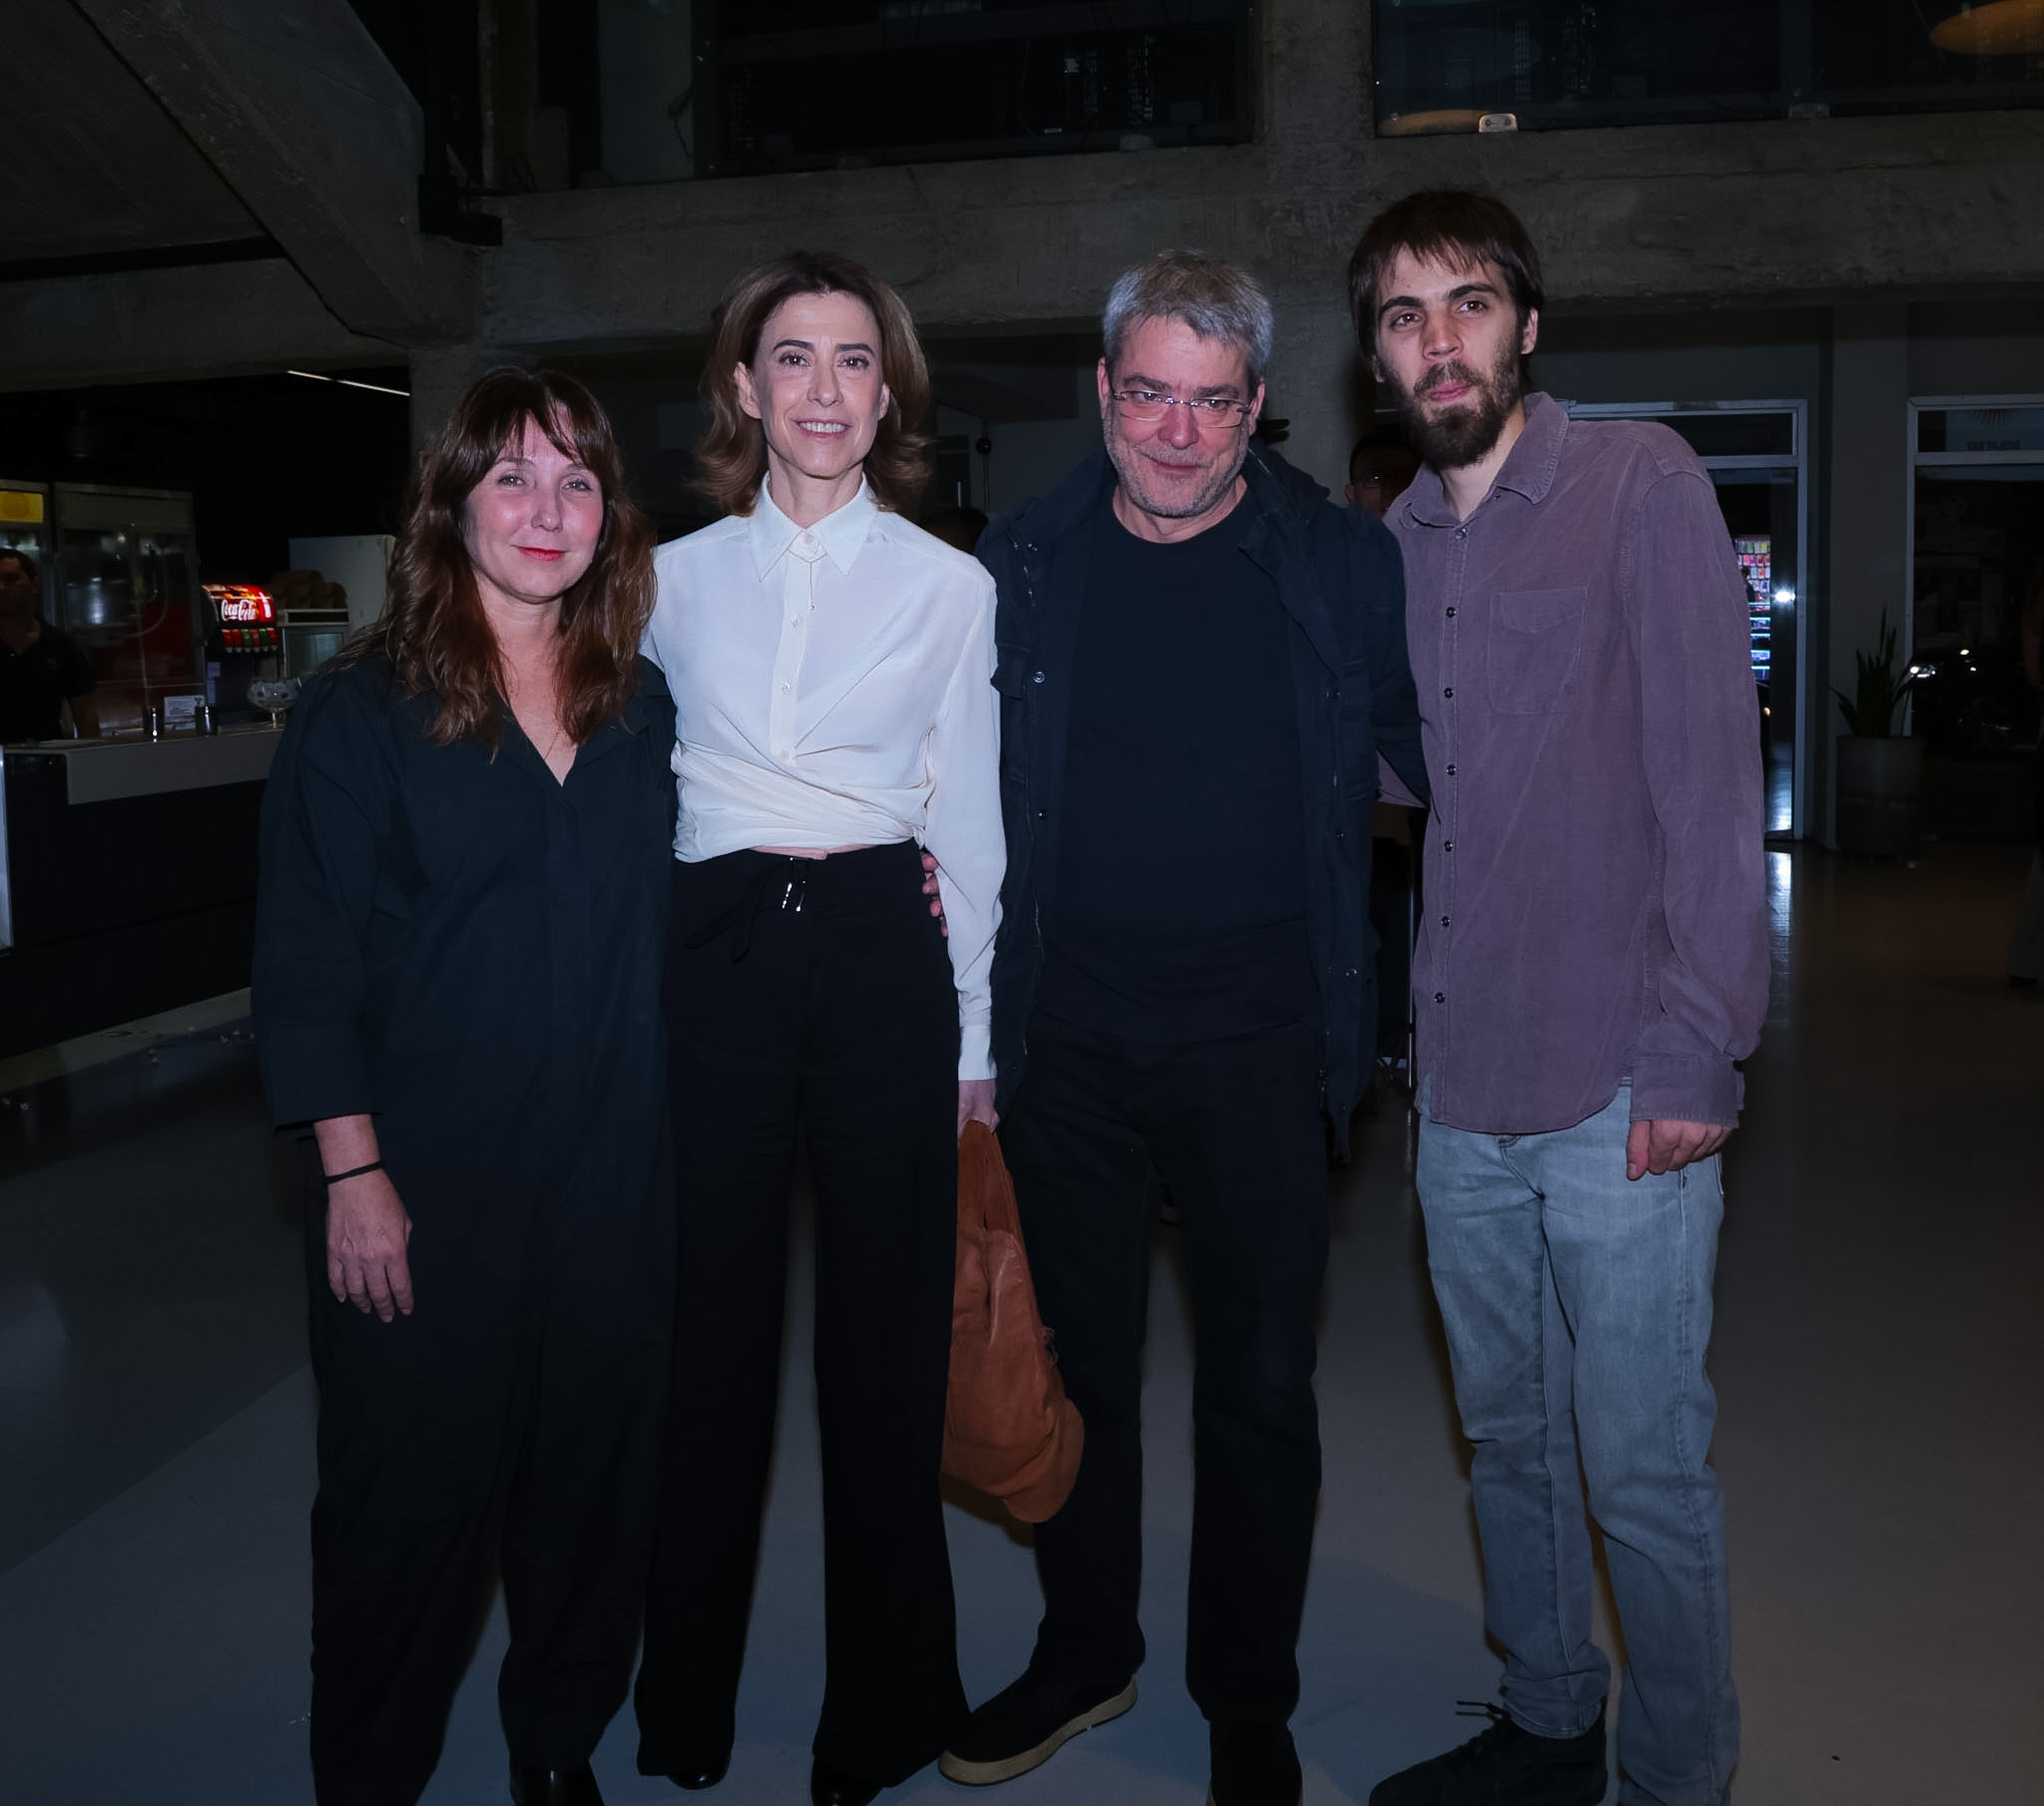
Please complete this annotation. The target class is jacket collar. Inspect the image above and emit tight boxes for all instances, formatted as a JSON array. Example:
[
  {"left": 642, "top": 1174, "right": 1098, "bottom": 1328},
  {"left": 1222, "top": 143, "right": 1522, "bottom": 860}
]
[{"left": 746, "top": 471, "right": 878, "bottom": 579}]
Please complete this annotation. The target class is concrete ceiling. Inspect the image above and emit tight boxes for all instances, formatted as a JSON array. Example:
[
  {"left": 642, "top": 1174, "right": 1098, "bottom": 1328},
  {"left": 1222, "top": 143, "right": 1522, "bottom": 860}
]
[{"left": 1, "top": 0, "right": 263, "bottom": 265}]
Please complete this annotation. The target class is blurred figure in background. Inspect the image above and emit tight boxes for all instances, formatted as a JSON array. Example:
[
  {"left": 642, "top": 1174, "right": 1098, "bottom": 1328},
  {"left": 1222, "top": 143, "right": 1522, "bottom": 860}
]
[
  {"left": 1344, "top": 427, "right": 1420, "bottom": 521},
  {"left": 0, "top": 549, "right": 99, "bottom": 741}
]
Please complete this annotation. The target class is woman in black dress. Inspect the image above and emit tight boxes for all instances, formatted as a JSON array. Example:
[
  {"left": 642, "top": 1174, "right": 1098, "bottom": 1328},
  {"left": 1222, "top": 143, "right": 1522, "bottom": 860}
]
[{"left": 254, "top": 368, "right": 674, "bottom": 1806}]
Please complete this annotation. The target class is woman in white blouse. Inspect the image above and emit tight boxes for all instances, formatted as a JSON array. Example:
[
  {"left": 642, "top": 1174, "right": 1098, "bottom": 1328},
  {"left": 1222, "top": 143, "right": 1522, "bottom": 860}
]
[{"left": 633, "top": 252, "right": 1002, "bottom": 1806}]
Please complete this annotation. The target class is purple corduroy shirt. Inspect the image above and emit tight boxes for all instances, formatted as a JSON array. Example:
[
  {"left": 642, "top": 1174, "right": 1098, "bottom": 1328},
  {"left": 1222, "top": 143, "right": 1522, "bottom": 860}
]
[{"left": 1387, "top": 393, "right": 1769, "bottom": 1135}]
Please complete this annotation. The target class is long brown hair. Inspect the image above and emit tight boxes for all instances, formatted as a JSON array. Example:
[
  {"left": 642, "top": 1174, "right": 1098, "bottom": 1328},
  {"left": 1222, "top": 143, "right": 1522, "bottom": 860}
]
[
  {"left": 353, "top": 366, "right": 655, "bottom": 750},
  {"left": 695, "top": 250, "right": 932, "bottom": 518}
]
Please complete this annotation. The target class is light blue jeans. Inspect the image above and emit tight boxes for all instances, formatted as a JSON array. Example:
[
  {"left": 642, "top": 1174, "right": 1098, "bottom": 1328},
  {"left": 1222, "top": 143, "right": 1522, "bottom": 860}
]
[{"left": 1416, "top": 1084, "right": 1738, "bottom": 1806}]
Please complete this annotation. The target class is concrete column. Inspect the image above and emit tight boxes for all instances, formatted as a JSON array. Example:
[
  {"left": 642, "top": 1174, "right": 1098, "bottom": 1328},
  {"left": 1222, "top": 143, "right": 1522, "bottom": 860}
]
[
  {"left": 1822, "top": 305, "right": 1910, "bottom": 844},
  {"left": 1267, "top": 292, "right": 1372, "bottom": 499},
  {"left": 407, "top": 345, "right": 516, "bottom": 451}
]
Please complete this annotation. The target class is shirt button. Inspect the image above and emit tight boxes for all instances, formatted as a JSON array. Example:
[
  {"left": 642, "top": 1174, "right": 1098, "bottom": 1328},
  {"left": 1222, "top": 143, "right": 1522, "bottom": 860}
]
[
  {"left": 1443, "top": 840, "right": 1454, "bottom": 852},
  {"left": 1032, "top": 671, "right": 1046, "bottom": 684},
  {"left": 1454, "top": 528, "right": 1466, "bottom": 541},
  {"left": 1440, "top": 915, "right": 1450, "bottom": 928},
  {"left": 1443, "top": 686, "right": 1453, "bottom": 697},
  {"left": 1446, "top": 607, "right": 1456, "bottom": 618},
  {"left": 1434, "top": 992, "right": 1445, "bottom": 1004},
  {"left": 779, "top": 681, "right": 790, "bottom": 692},
  {"left": 1446, "top": 763, "right": 1457, "bottom": 776}
]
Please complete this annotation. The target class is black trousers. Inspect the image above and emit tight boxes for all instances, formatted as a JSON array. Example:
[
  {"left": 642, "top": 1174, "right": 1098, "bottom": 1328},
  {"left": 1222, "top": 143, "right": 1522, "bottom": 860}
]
[
  {"left": 635, "top": 845, "right": 967, "bottom": 1786},
  {"left": 303, "top": 1143, "right": 672, "bottom": 1806},
  {"left": 1000, "top": 1011, "right": 1330, "bottom": 1726}
]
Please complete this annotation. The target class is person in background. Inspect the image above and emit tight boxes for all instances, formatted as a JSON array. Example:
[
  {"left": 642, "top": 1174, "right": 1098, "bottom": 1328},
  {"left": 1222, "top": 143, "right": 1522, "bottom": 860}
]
[
  {"left": 254, "top": 367, "right": 674, "bottom": 1806},
  {"left": 1349, "top": 190, "right": 1767, "bottom": 1806},
  {"left": 632, "top": 250, "right": 1002, "bottom": 1806},
  {"left": 1344, "top": 428, "right": 1421, "bottom": 520},
  {"left": 942, "top": 250, "right": 1425, "bottom": 1806},
  {"left": 0, "top": 549, "right": 100, "bottom": 740}
]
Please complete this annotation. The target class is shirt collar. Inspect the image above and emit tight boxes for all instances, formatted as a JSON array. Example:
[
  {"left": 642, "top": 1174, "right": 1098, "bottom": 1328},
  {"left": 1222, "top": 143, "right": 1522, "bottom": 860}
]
[
  {"left": 747, "top": 471, "right": 879, "bottom": 580},
  {"left": 1393, "top": 390, "right": 1568, "bottom": 531}
]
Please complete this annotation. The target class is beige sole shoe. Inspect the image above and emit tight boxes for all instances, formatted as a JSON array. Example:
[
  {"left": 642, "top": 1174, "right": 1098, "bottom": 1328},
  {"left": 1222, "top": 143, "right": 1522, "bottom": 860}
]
[{"left": 937, "top": 1679, "right": 1139, "bottom": 1786}]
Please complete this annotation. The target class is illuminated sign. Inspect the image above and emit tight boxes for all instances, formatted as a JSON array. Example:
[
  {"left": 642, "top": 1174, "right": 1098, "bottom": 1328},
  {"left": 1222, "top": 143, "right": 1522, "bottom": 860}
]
[{"left": 204, "top": 583, "right": 275, "bottom": 625}]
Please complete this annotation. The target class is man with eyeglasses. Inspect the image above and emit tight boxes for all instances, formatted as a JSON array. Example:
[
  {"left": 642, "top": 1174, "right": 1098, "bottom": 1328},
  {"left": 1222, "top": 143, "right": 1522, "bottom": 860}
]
[{"left": 939, "top": 250, "right": 1426, "bottom": 1806}]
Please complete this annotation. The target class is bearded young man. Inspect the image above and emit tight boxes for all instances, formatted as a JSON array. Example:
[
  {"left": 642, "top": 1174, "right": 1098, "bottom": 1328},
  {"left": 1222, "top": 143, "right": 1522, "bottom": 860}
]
[
  {"left": 1349, "top": 192, "right": 1768, "bottom": 1806},
  {"left": 940, "top": 250, "right": 1426, "bottom": 1806}
]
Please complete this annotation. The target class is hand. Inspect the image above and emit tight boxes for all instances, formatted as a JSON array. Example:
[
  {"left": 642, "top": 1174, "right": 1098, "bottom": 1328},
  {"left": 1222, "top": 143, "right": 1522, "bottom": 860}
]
[
  {"left": 1626, "top": 1119, "right": 1732, "bottom": 1181},
  {"left": 957, "top": 1079, "right": 998, "bottom": 1138},
  {"left": 326, "top": 1170, "right": 416, "bottom": 1320},
  {"left": 921, "top": 851, "right": 949, "bottom": 937}
]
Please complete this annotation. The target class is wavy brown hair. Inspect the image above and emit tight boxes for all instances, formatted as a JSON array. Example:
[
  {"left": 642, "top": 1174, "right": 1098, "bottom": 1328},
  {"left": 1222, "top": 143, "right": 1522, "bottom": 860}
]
[
  {"left": 351, "top": 366, "right": 655, "bottom": 751},
  {"left": 696, "top": 250, "right": 932, "bottom": 517}
]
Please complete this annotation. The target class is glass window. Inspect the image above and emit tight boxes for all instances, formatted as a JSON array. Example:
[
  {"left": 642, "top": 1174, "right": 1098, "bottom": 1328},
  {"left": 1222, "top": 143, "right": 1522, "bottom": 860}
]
[
  {"left": 1909, "top": 463, "right": 2044, "bottom": 758},
  {"left": 1372, "top": 1, "right": 2044, "bottom": 136}
]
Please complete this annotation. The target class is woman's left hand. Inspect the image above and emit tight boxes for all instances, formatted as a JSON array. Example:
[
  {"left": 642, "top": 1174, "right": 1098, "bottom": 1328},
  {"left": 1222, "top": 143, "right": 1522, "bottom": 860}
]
[{"left": 957, "top": 1080, "right": 997, "bottom": 1137}]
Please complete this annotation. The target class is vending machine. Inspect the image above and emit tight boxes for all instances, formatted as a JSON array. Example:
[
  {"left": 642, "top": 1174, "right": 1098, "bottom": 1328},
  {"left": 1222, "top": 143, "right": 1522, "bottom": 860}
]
[{"left": 201, "top": 584, "right": 283, "bottom": 722}]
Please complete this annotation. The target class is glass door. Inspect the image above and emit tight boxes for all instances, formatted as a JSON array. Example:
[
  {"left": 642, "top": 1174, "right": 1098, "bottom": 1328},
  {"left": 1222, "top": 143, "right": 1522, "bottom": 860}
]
[{"left": 1565, "top": 401, "right": 1807, "bottom": 837}]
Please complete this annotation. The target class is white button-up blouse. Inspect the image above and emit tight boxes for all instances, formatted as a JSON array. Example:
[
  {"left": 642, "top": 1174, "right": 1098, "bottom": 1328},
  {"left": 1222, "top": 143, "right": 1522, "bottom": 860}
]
[{"left": 643, "top": 475, "right": 1004, "bottom": 1081}]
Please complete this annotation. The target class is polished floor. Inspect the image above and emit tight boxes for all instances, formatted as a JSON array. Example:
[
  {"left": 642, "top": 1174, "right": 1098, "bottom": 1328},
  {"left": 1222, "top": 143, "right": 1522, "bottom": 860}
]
[{"left": 0, "top": 842, "right": 2038, "bottom": 1806}]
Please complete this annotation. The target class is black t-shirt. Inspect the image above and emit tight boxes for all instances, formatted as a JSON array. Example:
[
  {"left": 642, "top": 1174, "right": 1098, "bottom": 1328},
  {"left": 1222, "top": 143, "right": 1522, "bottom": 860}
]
[
  {"left": 0, "top": 623, "right": 96, "bottom": 742},
  {"left": 1037, "top": 493, "right": 1316, "bottom": 1041}
]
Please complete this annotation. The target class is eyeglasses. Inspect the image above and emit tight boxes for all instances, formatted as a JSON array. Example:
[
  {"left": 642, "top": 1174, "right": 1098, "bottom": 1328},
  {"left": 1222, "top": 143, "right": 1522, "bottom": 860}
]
[{"left": 1112, "top": 388, "right": 1256, "bottom": 430}]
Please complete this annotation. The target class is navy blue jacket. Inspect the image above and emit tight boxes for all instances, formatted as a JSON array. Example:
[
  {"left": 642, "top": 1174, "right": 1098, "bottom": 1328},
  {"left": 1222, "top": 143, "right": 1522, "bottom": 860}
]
[{"left": 980, "top": 442, "right": 1429, "bottom": 1152}]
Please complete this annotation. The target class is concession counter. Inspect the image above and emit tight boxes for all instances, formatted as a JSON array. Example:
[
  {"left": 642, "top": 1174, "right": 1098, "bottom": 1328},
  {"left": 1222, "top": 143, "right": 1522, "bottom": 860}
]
[{"left": 0, "top": 726, "right": 279, "bottom": 1058}]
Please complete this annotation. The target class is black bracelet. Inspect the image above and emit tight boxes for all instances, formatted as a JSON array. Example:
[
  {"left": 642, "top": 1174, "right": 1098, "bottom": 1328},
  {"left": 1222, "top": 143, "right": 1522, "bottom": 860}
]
[{"left": 322, "top": 1160, "right": 384, "bottom": 1186}]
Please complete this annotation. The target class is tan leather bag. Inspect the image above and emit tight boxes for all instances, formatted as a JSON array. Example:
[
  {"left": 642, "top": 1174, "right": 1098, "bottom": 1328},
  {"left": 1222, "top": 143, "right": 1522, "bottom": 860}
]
[{"left": 942, "top": 1121, "right": 1084, "bottom": 1523}]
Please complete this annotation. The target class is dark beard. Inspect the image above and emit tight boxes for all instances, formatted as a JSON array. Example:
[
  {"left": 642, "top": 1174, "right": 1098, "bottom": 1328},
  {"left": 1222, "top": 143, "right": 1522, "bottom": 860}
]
[{"left": 1389, "top": 343, "right": 1523, "bottom": 472}]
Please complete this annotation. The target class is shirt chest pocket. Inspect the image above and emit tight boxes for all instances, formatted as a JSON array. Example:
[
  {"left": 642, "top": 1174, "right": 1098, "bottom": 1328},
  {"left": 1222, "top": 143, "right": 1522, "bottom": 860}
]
[{"left": 1487, "top": 587, "right": 1587, "bottom": 716}]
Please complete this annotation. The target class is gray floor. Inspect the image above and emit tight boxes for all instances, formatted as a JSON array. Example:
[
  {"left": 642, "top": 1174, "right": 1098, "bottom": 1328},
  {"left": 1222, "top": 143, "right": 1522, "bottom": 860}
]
[{"left": 0, "top": 842, "right": 2038, "bottom": 1806}]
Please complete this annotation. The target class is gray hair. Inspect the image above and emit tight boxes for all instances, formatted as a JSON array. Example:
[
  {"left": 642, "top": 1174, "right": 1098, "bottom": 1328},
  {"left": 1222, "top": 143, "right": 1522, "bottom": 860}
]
[{"left": 1101, "top": 250, "right": 1275, "bottom": 390}]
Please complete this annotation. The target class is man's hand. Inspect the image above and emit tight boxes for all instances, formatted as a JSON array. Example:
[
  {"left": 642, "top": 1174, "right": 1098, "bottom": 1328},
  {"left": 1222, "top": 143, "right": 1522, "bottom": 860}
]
[
  {"left": 327, "top": 1170, "right": 415, "bottom": 1320},
  {"left": 1626, "top": 1119, "right": 1731, "bottom": 1181},
  {"left": 921, "top": 851, "right": 949, "bottom": 937},
  {"left": 958, "top": 1080, "right": 997, "bottom": 1138}
]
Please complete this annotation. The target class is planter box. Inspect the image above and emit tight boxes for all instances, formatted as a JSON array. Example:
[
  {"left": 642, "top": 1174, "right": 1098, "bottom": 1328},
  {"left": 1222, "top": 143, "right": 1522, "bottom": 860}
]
[{"left": 1835, "top": 734, "right": 1925, "bottom": 858}]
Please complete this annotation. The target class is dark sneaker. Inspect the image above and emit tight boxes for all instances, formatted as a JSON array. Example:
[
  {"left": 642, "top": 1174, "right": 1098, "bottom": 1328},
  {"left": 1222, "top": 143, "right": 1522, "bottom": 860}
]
[
  {"left": 1208, "top": 1720, "right": 1303, "bottom": 1806},
  {"left": 937, "top": 1670, "right": 1138, "bottom": 1785},
  {"left": 1368, "top": 1700, "right": 1607, "bottom": 1805}
]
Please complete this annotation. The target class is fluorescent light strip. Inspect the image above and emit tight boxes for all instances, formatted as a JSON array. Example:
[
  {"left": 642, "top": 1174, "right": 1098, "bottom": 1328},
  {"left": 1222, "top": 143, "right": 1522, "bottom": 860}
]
[{"left": 285, "top": 369, "right": 411, "bottom": 398}]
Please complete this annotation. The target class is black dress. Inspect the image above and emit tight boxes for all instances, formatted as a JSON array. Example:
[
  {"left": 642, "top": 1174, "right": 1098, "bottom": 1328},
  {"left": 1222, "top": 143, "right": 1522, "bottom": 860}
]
[{"left": 254, "top": 653, "right": 677, "bottom": 1806}]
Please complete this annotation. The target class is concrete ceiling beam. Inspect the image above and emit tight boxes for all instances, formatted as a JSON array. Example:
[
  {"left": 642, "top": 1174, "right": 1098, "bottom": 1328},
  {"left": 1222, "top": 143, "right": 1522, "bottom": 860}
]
[
  {"left": 477, "top": 111, "right": 2044, "bottom": 349},
  {"left": 71, "top": 0, "right": 473, "bottom": 345},
  {"left": 0, "top": 257, "right": 394, "bottom": 392}
]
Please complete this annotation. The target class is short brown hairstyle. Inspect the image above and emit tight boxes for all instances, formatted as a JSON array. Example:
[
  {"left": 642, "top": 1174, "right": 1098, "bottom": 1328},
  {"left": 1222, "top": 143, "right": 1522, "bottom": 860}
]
[
  {"left": 695, "top": 250, "right": 932, "bottom": 518},
  {"left": 351, "top": 366, "right": 655, "bottom": 751},
  {"left": 1346, "top": 191, "right": 1544, "bottom": 358}
]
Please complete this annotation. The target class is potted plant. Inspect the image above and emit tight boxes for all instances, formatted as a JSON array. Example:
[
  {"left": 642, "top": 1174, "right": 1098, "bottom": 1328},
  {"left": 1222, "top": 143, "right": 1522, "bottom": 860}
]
[{"left": 1833, "top": 609, "right": 1924, "bottom": 857}]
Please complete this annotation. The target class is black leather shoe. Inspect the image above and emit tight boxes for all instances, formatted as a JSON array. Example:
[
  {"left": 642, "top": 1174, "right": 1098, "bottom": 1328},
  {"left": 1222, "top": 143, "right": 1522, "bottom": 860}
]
[
  {"left": 808, "top": 1756, "right": 880, "bottom": 1806},
  {"left": 938, "top": 1669, "right": 1139, "bottom": 1785},
  {"left": 1208, "top": 1720, "right": 1302, "bottom": 1806},
  {"left": 666, "top": 1751, "right": 731, "bottom": 1790},
  {"left": 509, "top": 1761, "right": 605, "bottom": 1806}
]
